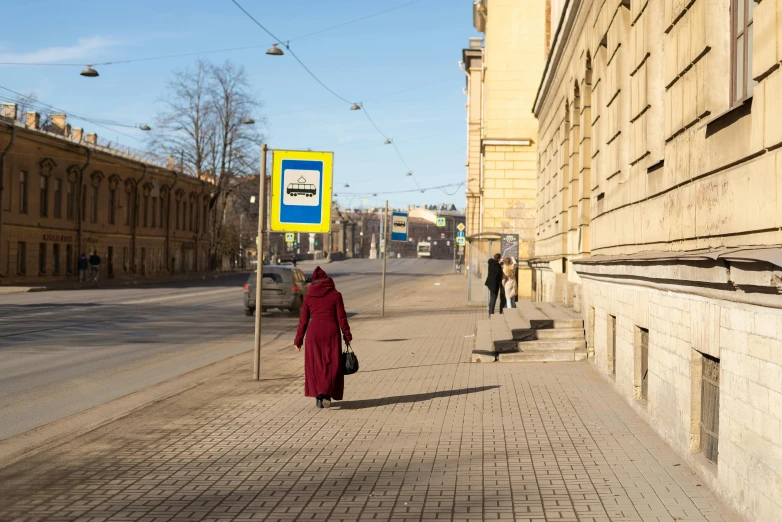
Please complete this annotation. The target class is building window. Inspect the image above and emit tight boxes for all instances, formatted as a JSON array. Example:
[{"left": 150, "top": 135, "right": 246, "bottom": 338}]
[
  {"left": 53, "top": 179, "right": 62, "bottom": 218},
  {"left": 203, "top": 202, "right": 208, "bottom": 232},
  {"left": 608, "top": 314, "right": 617, "bottom": 376},
  {"left": 19, "top": 171, "right": 28, "bottom": 213},
  {"left": 91, "top": 185, "right": 99, "bottom": 223},
  {"left": 53, "top": 243, "right": 61, "bottom": 275},
  {"left": 176, "top": 201, "right": 181, "bottom": 230},
  {"left": 143, "top": 195, "right": 149, "bottom": 227},
  {"left": 701, "top": 354, "right": 720, "bottom": 464},
  {"left": 732, "top": 0, "right": 757, "bottom": 105},
  {"left": 81, "top": 186, "right": 87, "bottom": 221},
  {"left": 151, "top": 196, "right": 157, "bottom": 228},
  {"left": 40, "top": 175, "right": 49, "bottom": 217},
  {"left": 66, "top": 181, "right": 75, "bottom": 220},
  {"left": 109, "top": 188, "right": 117, "bottom": 225},
  {"left": 189, "top": 202, "right": 194, "bottom": 231},
  {"left": 634, "top": 327, "right": 649, "bottom": 401},
  {"left": 17, "top": 242, "right": 26, "bottom": 275},
  {"left": 125, "top": 191, "right": 132, "bottom": 225},
  {"left": 38, "top": 243, "right": 47, "bottom": 275},
  {"left": 160, "top": 198, "right": 167, "bottom": 229},
  {"left": 123, "top": 247, "right": 129, "bottom": 272},
  {"left": 66, "top": 244, "right": 73, "bottom": 274},
  {"left": 183, "top": 201, "right": 188, "bottom": 231}
]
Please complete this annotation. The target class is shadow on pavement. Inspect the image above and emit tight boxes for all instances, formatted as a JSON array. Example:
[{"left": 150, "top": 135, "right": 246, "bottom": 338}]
[{"left": 337, "top": 385, "right": 499, "bottom": 410}]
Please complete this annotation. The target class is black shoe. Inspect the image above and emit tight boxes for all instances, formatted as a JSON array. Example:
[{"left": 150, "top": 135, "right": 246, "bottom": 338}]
[{"left": 316, "top": 397, "right": 323, "bottom": 408}]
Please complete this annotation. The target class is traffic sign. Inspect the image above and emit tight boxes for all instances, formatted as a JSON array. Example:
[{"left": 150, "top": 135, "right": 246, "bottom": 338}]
[
  {"left": 457, "top": 230, "right": 465, "bottom": 237},
  {"left": 270, "top": 149, "right": 333, "bottom": 233},
  {"left": 285, "top": 233, "right": 294, "bottom": 243},
  {"left": 436, "top": 217, "right": 446, "bottom": 227},
  {"left": 391, "top": 212, "right": 408, "bottom": 242},
  {"left": 456, "top": 236, "right": 466, "bottom": 246},
  {"left": 457, "top": 223, "right": 465, "bottom": 232},
  {"left": 440, "top": 232, "right": 445, "bottom": 239}
]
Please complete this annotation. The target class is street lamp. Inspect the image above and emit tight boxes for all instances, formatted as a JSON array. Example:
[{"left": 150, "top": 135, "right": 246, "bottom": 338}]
[
  {"left": 243, "top": 117, "right": 255, "bottom": 125},
  {"left": 384, "top": 139, "right": 392, "bottom": 145},
  {"left": 80, "top": 65, "right": 99, "bottom": 77},
  {"left": 266, "top": 44, "right": 284, "bottom": 56},
  {"left": 406, "top": 171, "right": 413, "bottom": 176},
  {"left": 350, "top": 103, "right": 361, "bottom": 111},
  {"left": 138, "top": 124, "right": 151, "bottom": 131}
]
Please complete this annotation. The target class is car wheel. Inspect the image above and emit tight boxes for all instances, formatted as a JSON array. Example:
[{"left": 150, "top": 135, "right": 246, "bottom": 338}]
[{"left": 245, "top": 308, "right": 254, "bottom": 316}]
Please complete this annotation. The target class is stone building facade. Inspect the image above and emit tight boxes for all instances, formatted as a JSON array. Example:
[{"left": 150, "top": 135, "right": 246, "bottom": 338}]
[
  {"left": 461, "top": 0, "right": 548, "bottom": 297},
  {"left": 531, "top": 0, "right": 782, "bottom": 519},
  {"left": 0, "top": 106, "right": 211, "bottom": 284}
]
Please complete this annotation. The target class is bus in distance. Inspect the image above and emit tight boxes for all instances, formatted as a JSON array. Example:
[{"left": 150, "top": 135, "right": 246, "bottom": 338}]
[{"left": 417, "top": 241, "right": 431, "bottom": 258}]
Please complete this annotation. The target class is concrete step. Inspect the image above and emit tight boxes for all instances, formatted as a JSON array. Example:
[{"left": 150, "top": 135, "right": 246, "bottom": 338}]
[
  {"left": 530, "top": 318, "right": 584, "bottom": 329},
  {"left": 499, "top": 349, "right": 587, "bottom": 363},
  {"left": 535, "top": 328, "right": 585, "bottom": 340},
  {"left": 491, "top": 313, "right": 517, "bottom": 353},
  {"left": 502, "top": 308, "right": 535, "bottom": 341},
  {"left": 473, "top": 320, "right": 495, "bottom": 362},
  {"left": 517, "top": 339, "right": 587, "bottom": 351}
]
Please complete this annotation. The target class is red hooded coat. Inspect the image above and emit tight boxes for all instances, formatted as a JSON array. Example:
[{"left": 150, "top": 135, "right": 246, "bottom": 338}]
[{"left": 294, "top": 267, "right": 352, "bottom": 400}]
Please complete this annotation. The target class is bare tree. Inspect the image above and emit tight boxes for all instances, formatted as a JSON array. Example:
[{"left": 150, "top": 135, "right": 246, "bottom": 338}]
[
  {"left": 151, "top": 59, "right": 265, "bottom": 270},
  {"left": 151, "top": 59, "right": 215, "bottom": 177}
]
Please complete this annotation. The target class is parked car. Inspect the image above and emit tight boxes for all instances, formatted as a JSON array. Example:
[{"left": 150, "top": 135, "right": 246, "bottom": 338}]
[{"left": 243, "top": 265, "right": 310, "bottom": 316}]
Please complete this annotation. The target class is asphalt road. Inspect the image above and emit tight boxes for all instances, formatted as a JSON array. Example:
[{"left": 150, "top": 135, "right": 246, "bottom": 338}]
[{"left": 0, "top": 258, "right": 452, "bottom": 440}]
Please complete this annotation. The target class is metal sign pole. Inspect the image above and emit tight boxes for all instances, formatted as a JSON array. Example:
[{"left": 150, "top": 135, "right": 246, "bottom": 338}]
[
  {"left": 253, "top": 144, "right": 268, "bottom": 380},
  {"left": 381, "top": 200, "right": 388, "bottom": 316}
]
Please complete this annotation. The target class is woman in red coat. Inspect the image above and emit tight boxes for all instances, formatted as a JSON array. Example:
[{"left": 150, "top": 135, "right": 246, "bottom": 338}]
[{"left": 294, "top": 266, "right": 352, "bottom": 408}]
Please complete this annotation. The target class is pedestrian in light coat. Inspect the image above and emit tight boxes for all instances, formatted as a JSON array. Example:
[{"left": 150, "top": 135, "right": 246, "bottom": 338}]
[
  {"left": 502, "top": 257, "right": 518, "bottom": 309},
  {"left": 294, "top": 266, "right": 353, "bottom": 409},
  {"left": 485, "top": 253, "right": 504, "bottom": 316}
]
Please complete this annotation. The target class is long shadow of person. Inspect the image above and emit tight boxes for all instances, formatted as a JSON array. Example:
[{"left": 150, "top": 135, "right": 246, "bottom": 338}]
[{"left": 337, "top": 385, "right": 499, "bottom": 410}]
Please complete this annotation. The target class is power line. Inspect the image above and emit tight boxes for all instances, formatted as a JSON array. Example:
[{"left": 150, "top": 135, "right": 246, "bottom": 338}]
[
  {"left": 0, "top": 86, "right": 144, "bottom": 143},
  {"left": 335, "top": 182, "right": 464, "bottom": 197},
  {"left": 0, "top": 2, "right": 429, "bottom": 68}
]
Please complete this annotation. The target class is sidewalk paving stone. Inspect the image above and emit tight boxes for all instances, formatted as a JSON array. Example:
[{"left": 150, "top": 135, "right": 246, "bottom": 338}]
[{"left": 0, "top": 274, "right": 743, "bottom": 522}]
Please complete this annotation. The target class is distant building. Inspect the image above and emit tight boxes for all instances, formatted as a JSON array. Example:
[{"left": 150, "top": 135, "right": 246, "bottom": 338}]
[
  {"left": 0, "top": 105, "right": 211, "bottom": 284},
  {"left": 461, "top": 0, "right": 548, "bottom": 297}
]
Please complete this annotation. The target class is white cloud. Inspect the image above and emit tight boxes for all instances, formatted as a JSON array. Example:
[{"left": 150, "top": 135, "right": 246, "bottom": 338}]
[{"left": 0, "top": 36, "right": 121, "bottom": 64}]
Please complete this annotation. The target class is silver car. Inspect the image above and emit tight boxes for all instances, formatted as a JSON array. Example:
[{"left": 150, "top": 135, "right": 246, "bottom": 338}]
[{"left": 243, "top": 266, "right": 310, "bottom": 316}]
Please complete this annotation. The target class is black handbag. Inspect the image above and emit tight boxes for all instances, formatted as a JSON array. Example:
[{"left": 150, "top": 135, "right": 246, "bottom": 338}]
[{"left": 342, "top": 343, "right": 359, "bottom": 375}]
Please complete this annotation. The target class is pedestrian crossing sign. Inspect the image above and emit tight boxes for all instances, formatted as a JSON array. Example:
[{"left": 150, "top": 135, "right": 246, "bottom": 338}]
[
  {"left": 436, "top": 217, "right": 446, "bottom": 227},
  {"left": 456, "top": 236, "right": 466, "bottom": 246},
  {"left": 285, "top": 233, "right": 294, "bottom": 243}
]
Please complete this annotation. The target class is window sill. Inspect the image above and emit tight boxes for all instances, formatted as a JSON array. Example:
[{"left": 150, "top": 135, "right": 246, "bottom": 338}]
[{"left": 703, "top": 97, "right": 753, "bottom": 137}]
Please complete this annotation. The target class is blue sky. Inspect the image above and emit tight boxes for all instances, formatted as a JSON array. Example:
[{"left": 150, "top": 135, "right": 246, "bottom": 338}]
[{"left": 0, "top": 0, "right": 474, "bottom": 209}]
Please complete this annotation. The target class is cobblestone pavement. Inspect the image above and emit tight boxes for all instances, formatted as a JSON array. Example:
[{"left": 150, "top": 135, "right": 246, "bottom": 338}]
[{"left": 0, "top": 274, "right": 741, "bottom": 522}]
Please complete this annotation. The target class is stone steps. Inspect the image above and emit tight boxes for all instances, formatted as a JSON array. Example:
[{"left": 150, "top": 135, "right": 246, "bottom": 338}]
[
  {"left": 473, "top": 301, "right": 587, "bottom": 363},
  {"left": 534, "top": 328, "right": 585, "bottom": 340},
  {"left": 499, "top": 349, "right": 587, "bottom": 363},
  {"left": 517, "top": 339, "right": 587, "bottom": 351}
]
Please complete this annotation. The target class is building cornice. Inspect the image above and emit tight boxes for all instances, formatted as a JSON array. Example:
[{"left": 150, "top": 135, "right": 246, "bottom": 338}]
[{"left": 532, "top": 0, "right": 581, "bottom": 117}]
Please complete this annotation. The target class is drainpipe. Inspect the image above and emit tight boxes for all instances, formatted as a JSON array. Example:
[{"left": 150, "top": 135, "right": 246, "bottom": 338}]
[
  {"left": 131, "top": 165, "right": 147, "bottom": 273},
  {"left": 77, "top": 148, "right": 92, "bottom": 260},
  {"left": 0, "top": 125, "right": 16, "bottom": 278},
  {"left": 166, "top": 171, "right": 179, "bottom": 274}
]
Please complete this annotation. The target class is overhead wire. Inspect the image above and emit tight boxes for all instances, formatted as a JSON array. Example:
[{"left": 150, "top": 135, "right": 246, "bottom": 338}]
[
  {"left": 0, "top": 86, "right": 144, "bottom": 143},
  {"left": 336, "top": 182, "right": 465, "bottom": 197},
  {"left": 230, "top": 0, "right": 437, "bottom": 195},
  {"left": 0, "top": 1, "right": 429, "bottom": 68}
]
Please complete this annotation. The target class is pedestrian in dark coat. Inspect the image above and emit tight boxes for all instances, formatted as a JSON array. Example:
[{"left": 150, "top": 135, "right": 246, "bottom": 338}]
[
  {"left": 485, "top": 253, "right": 504, "bottom": 316},
  {"left": 294, "top": 266, "right": 352, "bottom": 408}
]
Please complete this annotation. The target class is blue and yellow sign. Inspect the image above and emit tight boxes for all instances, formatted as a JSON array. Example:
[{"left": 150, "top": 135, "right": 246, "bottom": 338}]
[
  {"left": 270, "top": 150, "right": 333, "bottom": 233},
  {"left": 436, "top": 217, "right": 446, "bottom": 227}
]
